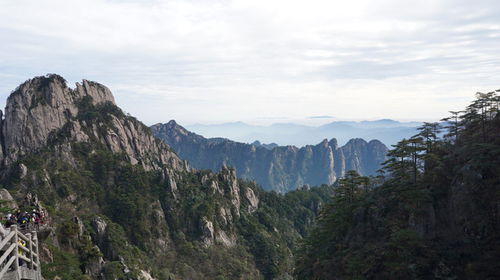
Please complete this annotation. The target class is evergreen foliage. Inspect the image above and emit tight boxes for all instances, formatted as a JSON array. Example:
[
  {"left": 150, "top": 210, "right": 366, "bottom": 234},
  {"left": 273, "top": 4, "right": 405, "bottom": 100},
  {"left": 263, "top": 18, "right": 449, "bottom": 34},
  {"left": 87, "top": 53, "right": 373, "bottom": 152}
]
[{"left": 295, "top": 91, "right": 500, "bottom": 279}]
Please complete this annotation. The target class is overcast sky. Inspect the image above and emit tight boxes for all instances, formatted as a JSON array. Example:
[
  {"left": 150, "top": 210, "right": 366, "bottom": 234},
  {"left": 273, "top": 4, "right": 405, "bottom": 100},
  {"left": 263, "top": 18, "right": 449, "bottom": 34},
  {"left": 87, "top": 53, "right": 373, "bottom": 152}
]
[{"left": 0, "top": 0, "right": 499, "bottom": 125}]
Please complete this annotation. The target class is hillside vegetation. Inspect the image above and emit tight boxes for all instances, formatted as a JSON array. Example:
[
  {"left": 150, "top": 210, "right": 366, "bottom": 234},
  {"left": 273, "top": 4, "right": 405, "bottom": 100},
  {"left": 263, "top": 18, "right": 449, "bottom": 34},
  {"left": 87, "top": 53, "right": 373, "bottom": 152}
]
[
  {"left": 0, "top": 74, "right": 334, "bottom": 280},
  {"left": 295, "top": 91, "right": 500, "bottom": 279}
]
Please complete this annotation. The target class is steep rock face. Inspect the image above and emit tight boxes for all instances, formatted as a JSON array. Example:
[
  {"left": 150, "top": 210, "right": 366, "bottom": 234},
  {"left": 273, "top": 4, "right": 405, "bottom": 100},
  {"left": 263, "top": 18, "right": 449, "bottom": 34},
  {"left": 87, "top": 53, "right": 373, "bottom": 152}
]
[
  {"left": 244, "top": 187, "right": 259, "bottom": 213},
  {"left": 0, "top": 74, "right": 185, "bottom": 172},
  {"left": 151, "top": 121, "right": 388, "bottom": 192},
  {"left": 2, "top": 76, "right": 113, "bottom": 164},
  {"left": 341, "top": 138, "right": 387, "bottom": 176}
]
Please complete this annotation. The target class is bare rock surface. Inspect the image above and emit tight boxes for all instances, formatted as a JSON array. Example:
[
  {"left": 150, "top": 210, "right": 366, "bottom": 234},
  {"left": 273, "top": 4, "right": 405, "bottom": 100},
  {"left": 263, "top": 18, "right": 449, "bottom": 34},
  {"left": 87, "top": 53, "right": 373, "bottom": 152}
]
[
  {"left": 0, "top": 74, "right": 185, "bottom": 173},
  {"left": 0, "top": 188, "right": 17, "bottom": 209},
  {"left": 244, "top": 187, "right": 259, "bottom": 213}
]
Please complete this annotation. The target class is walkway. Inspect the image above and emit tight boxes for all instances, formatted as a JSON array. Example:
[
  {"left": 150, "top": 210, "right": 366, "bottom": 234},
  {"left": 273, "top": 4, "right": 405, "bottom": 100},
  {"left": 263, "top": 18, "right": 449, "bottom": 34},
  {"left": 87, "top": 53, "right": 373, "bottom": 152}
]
[{"left": 0, "top": 225, "right": 41, "bottom": 280}]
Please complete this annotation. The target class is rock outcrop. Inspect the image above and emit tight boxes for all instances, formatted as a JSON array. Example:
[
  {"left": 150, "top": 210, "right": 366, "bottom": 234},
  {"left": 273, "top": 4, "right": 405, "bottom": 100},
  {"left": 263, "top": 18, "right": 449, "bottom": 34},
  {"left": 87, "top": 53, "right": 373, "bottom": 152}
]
[
  {"left": 201, "top": 217, "right": 215, "bottom": 247},
  {"left": 151, "top": 121, "right": 388, "bottom": 192},
  {"left": 0, "top": 188, "right": 17, "bottom": 209},
  {"left": 244, "top": 187, "right": 259, "bottom": 213},
  {"left": 0, "top": 74, "right": 186, "bottom": 172},
  {"left": 2, "top": 76, "right": 112, "bottom": 164},
  {"left": 91, "top": 216, "right": 108, "bottom": 248}
]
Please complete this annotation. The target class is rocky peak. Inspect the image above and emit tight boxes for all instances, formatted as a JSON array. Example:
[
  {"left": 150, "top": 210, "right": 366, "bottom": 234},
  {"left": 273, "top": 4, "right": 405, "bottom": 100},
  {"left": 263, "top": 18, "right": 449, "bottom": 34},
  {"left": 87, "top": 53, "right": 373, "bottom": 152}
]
[
  {"left": 368, "top": 139, "right": 385, "bottom": 149},
  {"left": 151, "top": 120, "right": 201, "bottom": 144},
  {"left": 0, "top": 74, "right": 186, "bottom": 172},
  {"left": 1, "top": 75, "right": 114, "bottom": 164},
  {"left": 152, "top": 120, "right": 183, "bottom": 133},
  {"left": 319, "top": 138, "right": 329, "bottom": 147},
  {"left": 328, "top": 138, "right": 339, "bottom": 149},
  {"left": 251, "top": 140, "right": 278, "bottom": 150},
  {"left": 344, "top": 138, "right": 368, "bottom": 146},
  {"left": 76, "top": 79, "right": 116, "bottom": 105},
  {"left": 251, "top": 140, "right": 262, "bottom": 146}
]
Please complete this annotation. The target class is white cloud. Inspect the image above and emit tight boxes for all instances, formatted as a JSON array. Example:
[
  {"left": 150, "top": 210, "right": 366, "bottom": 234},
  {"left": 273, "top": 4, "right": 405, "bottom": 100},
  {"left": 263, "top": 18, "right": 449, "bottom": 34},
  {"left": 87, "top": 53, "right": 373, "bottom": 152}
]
[{"left": 0, "top": 0, "right": 499, "bottom": 125}]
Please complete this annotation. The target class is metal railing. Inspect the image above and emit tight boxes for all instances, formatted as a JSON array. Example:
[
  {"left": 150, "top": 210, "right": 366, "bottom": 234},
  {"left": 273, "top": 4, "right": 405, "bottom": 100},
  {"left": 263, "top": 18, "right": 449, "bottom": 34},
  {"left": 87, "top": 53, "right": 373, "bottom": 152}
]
[{"left": 0, "top": 225, "right": 41, "bottom": 280}]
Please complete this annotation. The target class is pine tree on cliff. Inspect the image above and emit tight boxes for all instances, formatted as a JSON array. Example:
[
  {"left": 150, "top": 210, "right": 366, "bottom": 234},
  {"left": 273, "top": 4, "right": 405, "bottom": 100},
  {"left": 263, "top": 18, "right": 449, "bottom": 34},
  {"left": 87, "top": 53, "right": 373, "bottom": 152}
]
[{"left": 295, "top": 90, "right": 500, "bottom": 279}]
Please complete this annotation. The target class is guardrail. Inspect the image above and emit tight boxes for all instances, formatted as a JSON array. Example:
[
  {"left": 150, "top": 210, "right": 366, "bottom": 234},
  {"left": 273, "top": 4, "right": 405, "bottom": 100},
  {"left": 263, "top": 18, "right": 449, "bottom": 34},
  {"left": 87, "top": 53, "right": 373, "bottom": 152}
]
[{"left": 0, "top": 225, "right": 41, "bottom": 280}]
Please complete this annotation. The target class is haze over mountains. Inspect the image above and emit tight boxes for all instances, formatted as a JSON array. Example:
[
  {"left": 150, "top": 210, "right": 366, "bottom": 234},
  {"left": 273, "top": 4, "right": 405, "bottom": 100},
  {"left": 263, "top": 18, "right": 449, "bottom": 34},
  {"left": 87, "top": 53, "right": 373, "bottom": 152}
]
[
  {"left": 185, "top": 119, "right": 421, "bottom": 147},
  {"left": 152, "top": 121, "right": 388, "bottom": 192},
  {"left": 2, "top": 0, "right": 499, "bottom": 278}
]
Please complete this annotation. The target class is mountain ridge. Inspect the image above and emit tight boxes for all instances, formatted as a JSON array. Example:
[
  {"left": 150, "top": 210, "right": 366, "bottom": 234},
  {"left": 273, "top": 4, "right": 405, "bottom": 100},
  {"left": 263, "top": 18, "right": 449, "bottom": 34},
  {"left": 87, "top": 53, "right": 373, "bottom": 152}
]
[{"left": 151, "top": 120, "right": 388, "bottom": 192}]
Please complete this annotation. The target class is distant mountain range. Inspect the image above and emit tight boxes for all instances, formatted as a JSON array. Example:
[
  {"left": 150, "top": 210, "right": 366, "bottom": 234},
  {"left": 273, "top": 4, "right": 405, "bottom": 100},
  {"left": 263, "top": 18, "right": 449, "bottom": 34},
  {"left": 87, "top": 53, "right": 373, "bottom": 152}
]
[
  {"left": 185, "top": 119, "right": 422, "bottom": 147},
  {"left": 151, "top": 121, "right": 388, "bottom": 192}
]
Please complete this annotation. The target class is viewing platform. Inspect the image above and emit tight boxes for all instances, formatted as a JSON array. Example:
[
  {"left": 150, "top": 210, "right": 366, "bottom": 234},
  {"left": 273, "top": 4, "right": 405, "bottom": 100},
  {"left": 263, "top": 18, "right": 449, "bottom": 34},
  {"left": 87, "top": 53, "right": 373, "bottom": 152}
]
[{"left": 0, "top": 225, "right": 41, "bottom": 280}]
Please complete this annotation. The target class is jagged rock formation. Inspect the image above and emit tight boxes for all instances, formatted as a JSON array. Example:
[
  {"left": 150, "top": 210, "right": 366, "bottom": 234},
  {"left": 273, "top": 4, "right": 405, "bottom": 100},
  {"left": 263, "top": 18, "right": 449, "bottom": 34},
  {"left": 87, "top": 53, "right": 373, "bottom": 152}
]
[
  {"left": 251, "top": 141, "right": 278, "bottom": 150},
  {"left": 0, "top": 74, "right": 333, "bottom": 280},
  {"left": 0, "top": 74, "right": 186, "bottom": 171},
  {"left": 151, "top": 121, "right": 388, "bottom": 192}
]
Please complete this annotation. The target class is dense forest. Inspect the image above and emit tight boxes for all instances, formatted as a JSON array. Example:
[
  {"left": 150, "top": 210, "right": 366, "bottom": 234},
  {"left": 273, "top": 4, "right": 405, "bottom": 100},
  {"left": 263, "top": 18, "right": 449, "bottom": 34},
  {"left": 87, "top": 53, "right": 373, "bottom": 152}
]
[{"left": 295, "top": 91, "right": 500, "bottom": 279}]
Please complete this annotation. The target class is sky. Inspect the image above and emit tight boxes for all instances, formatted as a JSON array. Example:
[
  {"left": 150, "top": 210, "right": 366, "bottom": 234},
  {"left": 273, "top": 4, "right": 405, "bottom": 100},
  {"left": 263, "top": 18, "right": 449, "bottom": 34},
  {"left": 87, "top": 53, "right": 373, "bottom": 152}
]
[{"left": 0, "top": 0, "right": 499, "bottom": 125}]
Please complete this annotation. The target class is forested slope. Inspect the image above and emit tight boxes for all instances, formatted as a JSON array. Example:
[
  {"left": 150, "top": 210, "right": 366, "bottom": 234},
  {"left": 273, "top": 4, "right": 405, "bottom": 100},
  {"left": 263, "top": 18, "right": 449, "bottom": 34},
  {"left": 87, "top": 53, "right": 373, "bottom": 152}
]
[
  {"left": 0, "top": 74, "right": 334, "bottom": 280},
  {"left": 295, "top": 91, "right": 500, "bottom": 279}
]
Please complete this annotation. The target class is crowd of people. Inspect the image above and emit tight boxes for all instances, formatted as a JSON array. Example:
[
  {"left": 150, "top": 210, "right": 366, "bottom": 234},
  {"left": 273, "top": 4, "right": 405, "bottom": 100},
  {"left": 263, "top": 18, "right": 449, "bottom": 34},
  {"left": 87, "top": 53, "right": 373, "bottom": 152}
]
[
  {"left": 0, "top": 210, "right": 44, "bottom": 271},
  {"left": 0, "top": 194, "right": 46, "bottom": 272},
  {"left": 0, "top": 214, "right": 36, "bottom": 270},
  {"left": 3, "top": 209, "right": 45, "bottom": 231}
]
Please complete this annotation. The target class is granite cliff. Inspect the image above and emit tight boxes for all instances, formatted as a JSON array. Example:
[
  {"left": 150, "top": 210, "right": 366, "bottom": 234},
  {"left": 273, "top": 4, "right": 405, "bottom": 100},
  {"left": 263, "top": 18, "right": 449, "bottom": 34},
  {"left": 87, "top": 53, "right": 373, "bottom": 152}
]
[
  {"left": 151, "top": 120, "right": 388, "bottom": 192},
  {"left": 0, "top": 74, "right": 185, "bottom": 171},
  {"left": 0, "top": 74, "right": 333, "bottom": 279}
]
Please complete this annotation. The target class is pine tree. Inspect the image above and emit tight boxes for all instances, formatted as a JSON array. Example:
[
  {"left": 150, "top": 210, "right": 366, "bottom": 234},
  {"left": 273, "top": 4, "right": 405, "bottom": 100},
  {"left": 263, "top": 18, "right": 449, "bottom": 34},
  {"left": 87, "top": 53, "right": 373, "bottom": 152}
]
[
  {"left": 335, "top": 170, "right": 369, "bottom": 203},
  {"left": 441, "top": 111, "right": 462, "bottom": 142},
  {"left": 382, "top": 137, "right": 425, "bottom": 184}
]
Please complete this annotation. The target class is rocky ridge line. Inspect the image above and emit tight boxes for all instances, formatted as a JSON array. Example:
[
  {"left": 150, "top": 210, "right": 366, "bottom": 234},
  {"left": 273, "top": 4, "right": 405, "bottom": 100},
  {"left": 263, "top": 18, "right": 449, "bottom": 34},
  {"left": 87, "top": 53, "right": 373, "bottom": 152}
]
[{"left": 151, "top": 120, "right": 388, "bottom": 192}]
